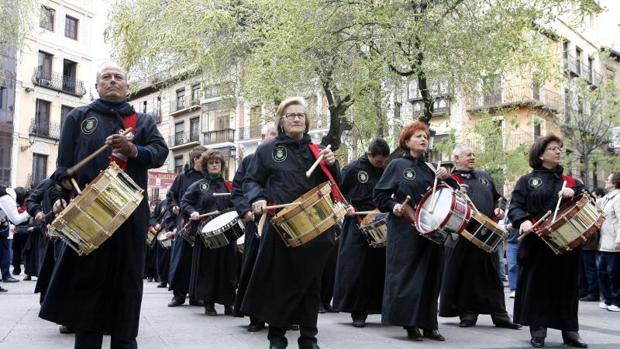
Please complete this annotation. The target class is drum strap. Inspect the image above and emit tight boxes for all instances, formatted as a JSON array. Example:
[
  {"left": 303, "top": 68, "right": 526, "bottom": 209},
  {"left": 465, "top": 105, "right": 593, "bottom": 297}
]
[
  {"left": 109, "top": 112, "right": 138, "bottom": 170},
  {"left": 308, "top": 144, "right": 345, "bottom": 203},
  {"left": 224, "top": 180, "right": 232, "bottom": 192},
  {"left": 562, "top": 175, "right": 576, "bottom": 189}
]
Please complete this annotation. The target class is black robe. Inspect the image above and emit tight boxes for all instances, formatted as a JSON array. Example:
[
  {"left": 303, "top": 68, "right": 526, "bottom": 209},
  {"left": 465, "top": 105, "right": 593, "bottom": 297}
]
[
  {"left": 241, "top": 134, "right": 339, "bottom": 328},
  {"left": 231, "top": 154, "right": 261, "bottom": 316},
  {"left": 167, "top": 167, "right": 203, "bottom": 297},
  {"left": 38, "top": 99, "right": 168, "bottom": 339},
  {"left": 182, "top": 177, "right": 238, "bottom": 305},
  {"left": 154, "top": 199, "right": 172, "bottom": 283},
  {"left": 23, "top": 219, "right": 47, "bottom": 277},
  {"left": 373, "top": 154, "right": 458, "bottom": 329},
  {"left": 333, "top": 155, "right": 385, "bottom": 315},
  {"left": 439, "top": 170, "right": 508, "bottom": 317},
  {"left": 508, "top": 165, "right": 584, "bottom": 331}
]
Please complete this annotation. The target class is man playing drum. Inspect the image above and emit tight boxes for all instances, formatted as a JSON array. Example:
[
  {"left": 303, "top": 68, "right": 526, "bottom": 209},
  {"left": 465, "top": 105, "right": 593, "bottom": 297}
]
[
  {"left": 40, "top": 62, "right": 168, "bottom": 349},
  {"left": 439, "top": 144, "right": 520, "bottom": 329},
  {"left": 241, "top": 97, "right": 339, "bottom": 349},
  {"left": 333, "top": 138, "right": 390, "bottom": 328}
]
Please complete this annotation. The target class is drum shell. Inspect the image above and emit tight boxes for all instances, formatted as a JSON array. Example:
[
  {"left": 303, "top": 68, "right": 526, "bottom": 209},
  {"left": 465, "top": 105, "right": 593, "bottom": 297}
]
[
  {"left": 359, "top": 212, "right": 388, "bottom": 248},
  {"left": 414, "top": 184, "right": 471, "bottom": 245},
  {"left": 200, "top": 212, "right": 246, "bottom": 249},
  {"left": 460, "top": 210, "right": 507, "bottom": 253}
]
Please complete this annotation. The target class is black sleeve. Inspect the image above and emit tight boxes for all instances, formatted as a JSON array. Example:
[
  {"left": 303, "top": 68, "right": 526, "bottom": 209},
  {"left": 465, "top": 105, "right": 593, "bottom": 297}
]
[
  {"left": 132, "top": 114, "right": 169, "bottom": 168},
  {"left": 167, "top": 176, "right": 182, "bottom": 207},
  {"left": 243, "top": 146, "right": 269, "bottom": 205},
  {"left": 508, "top": 176, "right": 531, "bottom": 229},
  {"left": 180, "top": 182, "right": 201, "bottom": 216},
  {"left": 231, "top": 156, "right": 251, "bottom": 216},
  {"left": 339, "top": 163, "right": 355, "bottom": 198},
  {"left": 26, "top": 180, "right": 48, "bottom": 217},
  {"left": 373, "top": 161, "right": 398, "bottom": 213}
]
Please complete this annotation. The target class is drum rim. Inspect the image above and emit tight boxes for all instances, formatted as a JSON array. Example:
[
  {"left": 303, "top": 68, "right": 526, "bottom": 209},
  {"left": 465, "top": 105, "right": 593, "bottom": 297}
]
[
  {"left": 201, "top": 211, "right": 240, "bottom": 235},
  {"left": 414, "top": 183, "right": 470, "bottom": 235},
  {"left": 272, "top": 182, "right": 332, "bottom": 222},
  {"left": 535, "top": 195, "right": 589, "bottom": 234}
]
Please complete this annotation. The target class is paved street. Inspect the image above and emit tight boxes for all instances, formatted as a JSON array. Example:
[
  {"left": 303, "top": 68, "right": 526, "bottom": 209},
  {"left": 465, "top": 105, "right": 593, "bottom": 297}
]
[{"left": 1, "top": 277, "right": 620, "bottom": 349}]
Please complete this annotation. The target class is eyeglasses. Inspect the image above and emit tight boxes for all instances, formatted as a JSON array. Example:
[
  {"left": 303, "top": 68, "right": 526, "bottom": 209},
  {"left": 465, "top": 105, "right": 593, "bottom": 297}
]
[{"left": 284, "top": 112, "right": 307, "bottom": 120}]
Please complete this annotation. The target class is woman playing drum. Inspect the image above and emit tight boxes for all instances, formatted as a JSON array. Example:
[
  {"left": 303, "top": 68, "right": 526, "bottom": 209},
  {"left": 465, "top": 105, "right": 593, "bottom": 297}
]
[
  {"left": 508, "top": 135, "right": 588, "bottom": 348},
  {"left": 373, "top": 121, "right": 458, "bottom": 341},
  {"left": 180, "top": 150, "right": 237, "bottom": 316}
]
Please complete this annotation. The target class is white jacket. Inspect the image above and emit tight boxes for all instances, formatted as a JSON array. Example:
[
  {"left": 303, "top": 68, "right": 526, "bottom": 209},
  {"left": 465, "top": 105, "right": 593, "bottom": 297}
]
[{"left": 599, "top": 189, "right": 620, "bottom": 252}]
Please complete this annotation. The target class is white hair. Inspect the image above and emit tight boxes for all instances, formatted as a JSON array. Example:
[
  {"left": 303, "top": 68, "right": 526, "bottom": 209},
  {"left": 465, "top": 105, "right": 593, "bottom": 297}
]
[
  {"left": 452, "top": 143, "right": 473, "bottom": 160},
  {"left": 261, "top": 122, "right": 276, "bottom": 136},
  {"left": 95, "top": 62, "right": 125, "bottom": 84}
]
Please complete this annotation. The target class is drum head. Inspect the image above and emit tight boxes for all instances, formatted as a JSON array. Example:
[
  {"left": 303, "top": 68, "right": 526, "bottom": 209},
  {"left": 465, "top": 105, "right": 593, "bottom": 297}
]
[
  {"left": 360, "top": 210, "right": 381, "bottom": 226},
  {"left": 416, "top": 187, "right": 453, "bottom": 233},
  {"left": 202, "top": 211, "right": 238, "bottom": 234}
]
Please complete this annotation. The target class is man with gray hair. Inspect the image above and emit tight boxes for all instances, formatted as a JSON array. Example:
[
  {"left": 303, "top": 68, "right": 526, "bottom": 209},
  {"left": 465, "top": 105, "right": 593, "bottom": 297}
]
[
  {"left": 39, "top": 62, "right": 169, "bottom": 349},
  {"left": 438, "top": 143, "right": 520, "bottom": 330}
]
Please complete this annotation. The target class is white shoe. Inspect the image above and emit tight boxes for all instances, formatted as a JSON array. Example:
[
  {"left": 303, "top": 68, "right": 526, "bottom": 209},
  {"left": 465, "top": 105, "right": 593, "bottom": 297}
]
[
  {"left": 599, "top": 302, "right": 609, "bottom": 309},
  {"left": 608, "top": 305, "right": 620, "bottom": 312},
  {"left": 509, "top": 291, "right": 515, "bottom": 298}
]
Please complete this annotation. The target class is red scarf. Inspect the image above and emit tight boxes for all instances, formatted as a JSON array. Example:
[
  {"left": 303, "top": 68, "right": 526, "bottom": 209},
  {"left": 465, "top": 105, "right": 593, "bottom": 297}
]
[{"left": 109, "top": 113, "right": 138, "bottom": 170}]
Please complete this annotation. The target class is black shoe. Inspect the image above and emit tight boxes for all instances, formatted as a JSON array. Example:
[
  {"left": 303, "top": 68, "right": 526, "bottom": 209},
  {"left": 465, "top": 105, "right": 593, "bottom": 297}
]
[
  {"left": 318, "top": 304, "right": 326, "bottom": 313},
  {"left": 459, "top": 319, "right": 476, "bottom": 327},
  {"left": 59, "top": 325, "right": 74, "bottom": 334},
  {"left": 248, "top": 322, "right": 266, "bottom": 332},
  {"left": 205, "top": 303, "right": 217, "bottom": 316},
  {"left": 224, "top": 305, "right": 233, "bottom": 315},
  {"left": 157, "top": 282, "right": 167, "bottom": 288},
  {"left": 288, "top": 324, "right": 299, "bottom": 330},
  {"left": 423, "top": 329, "right": 445, "bottom": 341},
  {"left": 406, "top": 328, "right": 423, "bottom": 341},
  {"left": 269, "top": 342, "right": 286, "bottom": 349},
  {"left": 530, "top": 337, "right": 545, "bottom": 348},
  {"left": 299, "top": 343, "right": 320, "bottom": 349},
  {"left": 563, "top": 335, "right": 588, "bottom": 348},
  {"left": 23, "top": 275, "right": 32, "bottom": 281},
  {"left": 0, "top": 286, "right": 7, "bottom": 292},
  {"left": 322, "top": 303, "right": 334, "bottom": 312},
  {"left": 189, "top": 299, "right": 205, "bottom": 306},
  {"left": 167, "top": 296, "right": 185, "bottom": 307},
  {"left": 352, "top": 318, "right": 366, "bottom": 328},
  {"left": 3, "top": 277, "right": 19, "bottom": 283},
  {"left": 494, "top": 321, "right": 522, "bottom": 330},
  {"left": 579, "top": 294, "right": 599, "bottom": 302},
  {"left": 12, "top": 267, "right": 21, "bottom": 276}
]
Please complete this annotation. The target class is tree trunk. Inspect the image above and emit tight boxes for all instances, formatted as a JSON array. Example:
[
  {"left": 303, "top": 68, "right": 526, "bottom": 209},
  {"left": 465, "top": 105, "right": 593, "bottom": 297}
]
[{"left": 320, "top": 83, "right": 353, "bottom": 150}]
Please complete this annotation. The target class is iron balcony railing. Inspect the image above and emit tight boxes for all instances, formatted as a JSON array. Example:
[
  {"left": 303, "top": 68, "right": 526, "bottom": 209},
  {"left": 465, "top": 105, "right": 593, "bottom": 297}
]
[
  {"left": 203, "top": 128, "right": 235, "bottom": 144},
  {"left": 32, "top": 68, "right": 86, "bottom": 97},
  {"left": 468, "top": 84, "right": 561, "bottom": 112},
  {"left": 29, "top": 118, "right": 61, "bottom": 140}
]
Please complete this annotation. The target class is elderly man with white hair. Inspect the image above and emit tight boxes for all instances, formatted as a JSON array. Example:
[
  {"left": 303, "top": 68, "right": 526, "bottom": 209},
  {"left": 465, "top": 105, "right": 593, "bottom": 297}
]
[
  {"left": 39, "top": 62, "right": 168, "bottom": 349},
  {"left": 439, "top": 144, "right": 520, "bottom": 330}
]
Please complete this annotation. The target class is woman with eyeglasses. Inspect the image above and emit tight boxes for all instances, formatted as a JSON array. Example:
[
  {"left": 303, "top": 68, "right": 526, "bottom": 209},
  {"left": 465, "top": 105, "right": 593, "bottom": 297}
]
[{"left": 508, "top": 134, "right": 588, "bottom": 348}]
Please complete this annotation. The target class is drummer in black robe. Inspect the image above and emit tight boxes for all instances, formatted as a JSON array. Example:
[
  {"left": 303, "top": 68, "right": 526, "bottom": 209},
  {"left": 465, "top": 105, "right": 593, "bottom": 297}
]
[
  {"left": 143, "top": 200, "right": 159, "bottom": 282},
  {"left": 439, "top": 143, "right": 520, "bottom": 329},
  {"left": 232, "top": 122, "right": 277, "bottom": 332},
  {"left": 508, "top": 135, "right": 588, "bottom": 348},
  {"left": 152, "top": 198, "right": 172, "bottom": 288},
  {"left": 147, "top": 198, "right": 166, "bottom": 285},
  {"left": 242, "top": 97, "right": 341, "bottom": 349},
  {"left": 39, "top": 62, "right": 168, "bottom": 348},
  {"left": 182, "top": 149, "right": 238, "bottom": 316},
  {"left": 373, "top": 121, "right": 457, "bottom": 342},
  {"left": 333, "top": 138, "right": 390, "bottom": 327},
  {"left": 167, "top": 145, "right": 207, "bottom": 307}
]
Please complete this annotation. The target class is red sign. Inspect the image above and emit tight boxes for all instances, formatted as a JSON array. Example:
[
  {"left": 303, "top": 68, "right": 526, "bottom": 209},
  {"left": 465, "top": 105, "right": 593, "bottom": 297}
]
[{"left": 148, "top": 171, "right": 176, "bottom": 191}]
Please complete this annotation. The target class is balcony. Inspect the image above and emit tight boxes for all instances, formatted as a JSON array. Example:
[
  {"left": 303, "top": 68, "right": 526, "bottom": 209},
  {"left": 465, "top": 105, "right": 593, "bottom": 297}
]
[
  {"left": 468, "top": 84, "right": 561, "bottom": 113},
  {"left": 203, "top": 128, "right": 235, "bottom": 145},
  {"left": 29, "top": 119, "right": 60, "bottom": 140},
  {"left": 411, "top": 97, "right": 451, "bottom": 117},
  {"left": 238, "top": 125, "right": 263, "bottom": 141},
  {"left": 168, "top": 132, "right": 199, "bottom": 150},
  {"left": 170, "top": 98, "right": 200, "bottom": 115},
  {"left": 32, "top": 69, "right": 86, "bottom": 97}
]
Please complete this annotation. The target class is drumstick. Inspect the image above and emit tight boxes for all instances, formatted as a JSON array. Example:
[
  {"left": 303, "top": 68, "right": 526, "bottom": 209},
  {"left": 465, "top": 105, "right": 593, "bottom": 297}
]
[
  {"left": 401, "top": 195, "right": 411, "bottom": 206},
  {"left": 264, "top": 202, "right": 301, "bottom": 210},
  {"left": 305, "top": 144, "right": 332, "bottom": 178},
  {"left": 517, "top": 210, "right": 552, "bottom": 241},
  {"left": 67, "top": 128, "right": 134, "bottom": 176},
  {"left": 197, "top": 210, "right": 220, "bottom": 220},
  {"left": 551, "top": 180, "right": 567, "bottom": 223},
  {"left": 352, "top": 210, "right": 379, "bottom": 215},
  {"left": 429, "top": 161, "right": 442, "bottom": 212},
  {"left": 212, "top": 192, "right": 231, "bottom": 196}
]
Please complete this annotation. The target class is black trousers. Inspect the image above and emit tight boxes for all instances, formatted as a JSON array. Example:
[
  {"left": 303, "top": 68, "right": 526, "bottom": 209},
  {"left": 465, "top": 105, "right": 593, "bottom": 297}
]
[
  {"left": 75, "top": 331, "right": 137, "bottom": 349},
  {"left": 11, "top": 233, "right": 27, "bottom": 272},
  {"left": 268, "top": 325, "right": 318, "bottom": 348},
  {"left": 530, "top": 326, "right": 580, "bottom": 340}
]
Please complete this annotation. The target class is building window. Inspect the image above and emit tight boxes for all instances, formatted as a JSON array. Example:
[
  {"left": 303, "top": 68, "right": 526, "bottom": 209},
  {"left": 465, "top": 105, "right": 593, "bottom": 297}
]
[
  {"left": 190, "top": 117, "right": 200, "bottom": 142},
  {"left": 587, "top": 57, "right": 594, "bottom": 82},
  {"left": 37, "top": 51, "right": 53, "bottom": 81},
  {"left": 153, "top": 96, "right": 162, "bottom": 123},
  {"left": 562, "top": 40, "right": 569, "bottom": 70},
  {"left": 174, "top": 121, "right": 184, "bottom": 145},
  {"left": 142, "top": 101, "right": 147, "bottom": 113},
  {"left": 482, "top": 75, "right": 502, "bottom": 106},
  {"left": 34, "top": 99, "right": 51, "bottom": 137},
  {"left": 0, "top": 86, "right": 5, "bottom": 109},
  {"left": 65, "top": 15, "right": 78, "bottom": 40},
  {"left": 575, "top": 47, "right": 582, "bottom": 75},
  {"left": 176, "top": 88, "right": 185, "bottom": 110},
  {"left": 174, "top": 156, "right": 184, "bottom": 174},
  {"left": 62, "top": 59, "right": 77, "bottom": 93},
  {"left": 191, "top": 83, "right": 201, "bottom": 103},
  {"left": 40, "top": 6, "right": 55, "bottom": 31},
  {"left": 32, "top": 153, "right": 48, "bottom": 188}
]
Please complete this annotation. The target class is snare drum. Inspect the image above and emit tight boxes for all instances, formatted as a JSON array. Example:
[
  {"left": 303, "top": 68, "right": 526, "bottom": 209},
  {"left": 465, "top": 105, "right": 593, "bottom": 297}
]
[
  {"left": 146, "top": 227, "right": 158, "bottom": 246},
  {"left": 157, "top": 231, "right": 174, "bottom": 248},
  {"left": 271, "top": 182, "right": 347, "bottom": 248},
  {"left": 199, "top": 211, "right": 246, "bottom": 249},
  {"left": 414, "top": 184, "right": 472, "bottom": 244},
  {"left": 359, "top": 211, "right": 388, "bottom": 248},
  {"left": 48, "top": 162, "right": 144, "bottom": 256},
  {"left": 534, "top": 194, "right": 605, "bottom": 255},
  {"left": 460, "top": 210, "right": 507, "bottom": 253}
]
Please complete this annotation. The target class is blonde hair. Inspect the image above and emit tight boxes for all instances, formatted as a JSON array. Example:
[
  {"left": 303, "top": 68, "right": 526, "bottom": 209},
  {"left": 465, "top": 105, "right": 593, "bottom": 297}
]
[{"left": 275, "top": 97, "right": 309, "bottom": 132}]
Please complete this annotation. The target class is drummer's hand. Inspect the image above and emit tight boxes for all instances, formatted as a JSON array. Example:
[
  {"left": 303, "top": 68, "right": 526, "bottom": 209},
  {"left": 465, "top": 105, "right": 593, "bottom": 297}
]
[
  {"left": 52, "top": 199, "right": 67, "bottom": 214},
  {"left": 494, "top": 208, "right": 505, "bottom": 220},
  {"left": 154, "top": 224, "right": 161, "bottom": 231},
  {"left": 190, "top": 212, "right": 200, "bottom": 221},
  {"left": 459, "top": 184, "right": 469, "bottom": 194},
  {"left": 392, "top": 203, "right": 404, "bottom": 217},
  {"left": 243, "top": 211, "right": 255, "bottom": 222},
  {"left": 106, "top": 131, "right": 137, "bottom": 157},
  {"left": 519, "top": 220, "right": 534, "bottom": 235},
  {"left": 321, "top": 148, "right": 336, "bottom": 166},
  {"left": 436, "top": 167, "right": 449, "bottom": 180},
  {"left": 172, "top": 206, "right": 180, "bottom": 215},
  {"left": 559, "top": 187, "right": 575, "bottom": 199},
  {"left": 345, "top": 205, "right": 356, "bottom": 217},
  {"left": 252, "top": 200, "right": 267, "bottom": 215},
  {"left": 35, "top": 211, "right": 46, "bottom": 223}
]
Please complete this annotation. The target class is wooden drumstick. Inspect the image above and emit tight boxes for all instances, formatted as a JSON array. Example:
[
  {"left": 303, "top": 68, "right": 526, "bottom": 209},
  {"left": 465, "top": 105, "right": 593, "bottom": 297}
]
[
  {"left": 212, "top": 192, "right": 232, "bottom": 196},
  {"left": 264, "top": 202, "right": 301, "bottom": 210},
  {"left": 429, "top": 161, "right": 442, "bottom": 212},
  {"left": 551, "top": 180, "right": 567, "bottom": 223},
  {"left": 67, "top": 128, "right": 134, "bottom": 176},
  {"left": 197, "top": 210, "right": 221, "bottom": 219},
  {"left": 401, "top": 195, "right": 411, "bottom": 207},
  {"left": 352, "top": 210, "right": 379, "bottom": 215},
  {"left": 517, "top": 210, "right": 552, "bottom": 242},
  {"left": 306, "top": 144, "right": 332, "bottom": 178}
]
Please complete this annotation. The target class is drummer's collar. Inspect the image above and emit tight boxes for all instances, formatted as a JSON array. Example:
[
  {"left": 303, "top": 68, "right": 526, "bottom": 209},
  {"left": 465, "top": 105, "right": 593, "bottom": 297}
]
[
  {"left": 534, "top": 164, "right": 564, "bottom": 177},
  {"left": 402, "top": 153, "right": 423, "bottom": 162},
  {"left": 207, "top": 173, "right": 222, "bottom": 181},
  {"left": 91, "top": 99, "right": 133, "bottom": 116},
  {"left": 453, "top": 169, "right": 475, "bottom": 179},
  {"left": 276, "top": 133, "right": 311, "bottom": 145}
]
